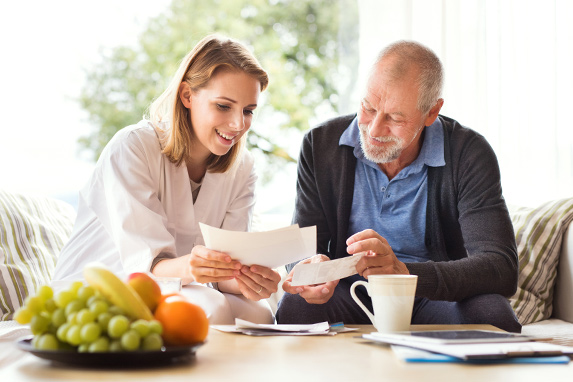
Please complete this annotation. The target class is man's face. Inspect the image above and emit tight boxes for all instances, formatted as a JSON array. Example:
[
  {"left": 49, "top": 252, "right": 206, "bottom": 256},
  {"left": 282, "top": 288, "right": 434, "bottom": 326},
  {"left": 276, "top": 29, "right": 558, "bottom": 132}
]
[{"left": 356, "top": 58, "right": 427, "bottom": 164}]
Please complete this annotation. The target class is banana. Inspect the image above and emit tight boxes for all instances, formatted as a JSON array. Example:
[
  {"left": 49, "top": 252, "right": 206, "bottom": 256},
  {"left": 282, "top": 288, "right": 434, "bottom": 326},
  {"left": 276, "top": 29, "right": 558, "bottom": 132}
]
[{"left": 83, "top": 262, "right": 154, "bottom": 321}]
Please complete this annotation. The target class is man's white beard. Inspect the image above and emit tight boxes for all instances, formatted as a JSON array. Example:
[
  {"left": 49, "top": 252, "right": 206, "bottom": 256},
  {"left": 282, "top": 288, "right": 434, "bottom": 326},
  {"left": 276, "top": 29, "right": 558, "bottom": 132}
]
[{"left": 358, "top": 124, "right": 403, "bottom": 164}]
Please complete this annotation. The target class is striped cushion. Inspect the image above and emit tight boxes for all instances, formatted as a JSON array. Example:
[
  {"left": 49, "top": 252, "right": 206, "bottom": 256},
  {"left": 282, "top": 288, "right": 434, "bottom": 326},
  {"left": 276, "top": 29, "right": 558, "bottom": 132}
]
[
  {"left": 509, "top": 198, "right": 573, "bottom": 325},
  {"left": 0, "top": 190, "right": 75, "bottom": 320}
]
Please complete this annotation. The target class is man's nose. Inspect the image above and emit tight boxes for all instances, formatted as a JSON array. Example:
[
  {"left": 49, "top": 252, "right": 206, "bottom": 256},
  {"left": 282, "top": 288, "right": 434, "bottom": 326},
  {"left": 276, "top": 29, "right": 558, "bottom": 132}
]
[{"left": 368, "top": 113, "right": 390, "bottom": 137}]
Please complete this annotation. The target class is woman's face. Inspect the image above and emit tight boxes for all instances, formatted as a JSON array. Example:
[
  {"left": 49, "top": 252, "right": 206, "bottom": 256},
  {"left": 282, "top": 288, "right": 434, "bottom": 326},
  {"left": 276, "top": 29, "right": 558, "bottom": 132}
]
[{"left": 181, "top": 69, "right": 261, "bottom": 161}]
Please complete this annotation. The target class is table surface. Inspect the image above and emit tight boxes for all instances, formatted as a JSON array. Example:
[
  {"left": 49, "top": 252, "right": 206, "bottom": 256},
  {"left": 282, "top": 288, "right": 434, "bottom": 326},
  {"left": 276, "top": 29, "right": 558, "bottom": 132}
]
[{"left": 2, "top": 324, "right": 572, "bottom": 381}]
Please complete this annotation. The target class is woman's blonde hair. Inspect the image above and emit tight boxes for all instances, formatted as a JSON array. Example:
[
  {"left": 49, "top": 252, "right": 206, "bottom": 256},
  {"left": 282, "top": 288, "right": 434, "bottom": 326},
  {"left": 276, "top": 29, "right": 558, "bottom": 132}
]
[{"left": 147, "top": 34, "right": 269, "bottom": 172}]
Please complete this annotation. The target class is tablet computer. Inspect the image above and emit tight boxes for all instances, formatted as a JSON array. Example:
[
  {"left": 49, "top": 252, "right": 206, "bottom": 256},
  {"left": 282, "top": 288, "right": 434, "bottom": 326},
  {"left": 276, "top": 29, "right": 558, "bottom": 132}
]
[{"left": 367, "top": 330, "right": 537, "bottom": 345}]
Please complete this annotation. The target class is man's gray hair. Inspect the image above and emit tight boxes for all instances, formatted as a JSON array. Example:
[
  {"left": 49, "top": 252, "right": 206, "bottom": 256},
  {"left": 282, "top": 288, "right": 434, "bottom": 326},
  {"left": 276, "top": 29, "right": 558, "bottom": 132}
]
[{"left": 375, "top": 40, "right": 444, "bottom": 114}]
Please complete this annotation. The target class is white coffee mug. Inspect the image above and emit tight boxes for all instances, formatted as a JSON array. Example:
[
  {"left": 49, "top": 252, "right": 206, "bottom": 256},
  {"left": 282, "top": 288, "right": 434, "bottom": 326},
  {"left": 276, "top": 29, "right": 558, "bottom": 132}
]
[
  {"left": 154, "top": 277, "right": 182, "bottom": 294},
  {"left": 350, "top": 274, "right": 417, "bottom": 333}
]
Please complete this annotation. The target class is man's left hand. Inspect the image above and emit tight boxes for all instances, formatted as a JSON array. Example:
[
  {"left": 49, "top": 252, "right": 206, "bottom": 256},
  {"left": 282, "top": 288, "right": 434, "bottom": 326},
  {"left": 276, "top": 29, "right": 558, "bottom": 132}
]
[{"left": 346, "top": 229, "right": 409, "bottom": 278}]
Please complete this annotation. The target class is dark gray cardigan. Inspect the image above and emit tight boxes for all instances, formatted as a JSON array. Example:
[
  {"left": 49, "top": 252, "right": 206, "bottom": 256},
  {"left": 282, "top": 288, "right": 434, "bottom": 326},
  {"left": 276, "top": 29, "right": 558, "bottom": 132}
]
[{"left": 291, "top": 114, "right": 518, "bottom": 302}]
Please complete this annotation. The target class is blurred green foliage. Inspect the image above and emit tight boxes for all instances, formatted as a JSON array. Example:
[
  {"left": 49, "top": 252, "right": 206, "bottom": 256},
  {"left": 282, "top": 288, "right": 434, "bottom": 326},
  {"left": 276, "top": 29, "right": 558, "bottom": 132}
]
[{"left": 78, "top": 0, "right": 358, "bottom": 179}]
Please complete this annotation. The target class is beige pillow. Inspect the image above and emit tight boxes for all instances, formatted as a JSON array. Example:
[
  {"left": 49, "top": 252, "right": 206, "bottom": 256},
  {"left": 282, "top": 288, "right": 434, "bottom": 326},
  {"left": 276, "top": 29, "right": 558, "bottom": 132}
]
[
  {"left": 509, "top": 198, "right": 573, "bottom": 325},
  {"left": 0, "top": 190, "right": 75, "bottom": 320}
]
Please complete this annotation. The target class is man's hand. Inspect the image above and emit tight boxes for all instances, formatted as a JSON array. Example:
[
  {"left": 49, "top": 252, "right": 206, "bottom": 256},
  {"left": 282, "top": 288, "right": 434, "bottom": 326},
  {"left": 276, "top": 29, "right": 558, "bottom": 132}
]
[
  {"left": 346, "top": 229, "right": 409, "bottom": 278},
  {"left": 281, "top": 254, "right": 339, "bottom": 304}
]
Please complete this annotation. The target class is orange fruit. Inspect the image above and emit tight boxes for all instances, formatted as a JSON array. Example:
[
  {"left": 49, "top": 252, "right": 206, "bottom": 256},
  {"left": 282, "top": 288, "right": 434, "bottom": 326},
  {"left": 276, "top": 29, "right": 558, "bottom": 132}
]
[{"left": 154, "top": 295, "right": 209, "bottom": 345}]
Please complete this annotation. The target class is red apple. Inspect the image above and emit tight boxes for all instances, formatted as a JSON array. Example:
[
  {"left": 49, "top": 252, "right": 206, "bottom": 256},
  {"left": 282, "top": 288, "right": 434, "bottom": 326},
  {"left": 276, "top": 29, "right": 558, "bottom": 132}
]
[{"left": 127, "top": 272, "right": 162, "bottom": 312}]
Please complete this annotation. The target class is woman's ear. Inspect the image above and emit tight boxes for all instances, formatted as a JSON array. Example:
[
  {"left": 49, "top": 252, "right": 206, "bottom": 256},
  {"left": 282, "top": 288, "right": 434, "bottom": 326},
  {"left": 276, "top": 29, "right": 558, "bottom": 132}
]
[{"left": 179, "top": 82, "right": 192, "bottom": 109}]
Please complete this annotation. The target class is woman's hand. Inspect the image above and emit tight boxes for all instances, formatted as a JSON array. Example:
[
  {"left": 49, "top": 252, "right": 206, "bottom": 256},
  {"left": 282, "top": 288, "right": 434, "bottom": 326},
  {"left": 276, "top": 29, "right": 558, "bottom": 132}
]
[
  {"left": 188, "top": 245, "right": 242, "bottom": 284},
  {"left": 234, "top": 265, "right": 281, "bottom": 301}
]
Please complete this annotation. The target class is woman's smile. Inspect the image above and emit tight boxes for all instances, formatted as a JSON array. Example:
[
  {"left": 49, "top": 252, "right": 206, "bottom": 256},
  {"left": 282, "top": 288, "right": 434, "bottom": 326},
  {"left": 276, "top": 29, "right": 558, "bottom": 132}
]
[{"left": 215, "top": 128, "right": 238, "bottom": 145}]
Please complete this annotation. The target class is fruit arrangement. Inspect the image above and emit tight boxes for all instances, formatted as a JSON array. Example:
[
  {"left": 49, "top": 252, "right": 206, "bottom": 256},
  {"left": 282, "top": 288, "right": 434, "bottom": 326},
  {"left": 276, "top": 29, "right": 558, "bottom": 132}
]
[{"left": 14, "top": 263, "right": 209, "bottom": 352}]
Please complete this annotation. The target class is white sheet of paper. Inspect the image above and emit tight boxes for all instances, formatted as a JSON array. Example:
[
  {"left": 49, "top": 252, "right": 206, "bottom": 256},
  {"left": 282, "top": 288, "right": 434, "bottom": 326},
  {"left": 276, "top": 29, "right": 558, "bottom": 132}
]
[
  {"left": 199, "top": 223, "right": 316, "bottom": 269},
  {"left": 290, "top": 254, "right": 364, "bottom": 286}
]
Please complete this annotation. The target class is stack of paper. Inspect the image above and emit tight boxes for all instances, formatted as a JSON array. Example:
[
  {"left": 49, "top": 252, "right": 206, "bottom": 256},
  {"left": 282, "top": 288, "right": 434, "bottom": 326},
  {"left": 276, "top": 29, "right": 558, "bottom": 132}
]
[
  {"left": 212, "top": 319, "right": 334, "bottom": 336},
  {"left": 362, "top": 331, "right": 573, "bottom": 362}
]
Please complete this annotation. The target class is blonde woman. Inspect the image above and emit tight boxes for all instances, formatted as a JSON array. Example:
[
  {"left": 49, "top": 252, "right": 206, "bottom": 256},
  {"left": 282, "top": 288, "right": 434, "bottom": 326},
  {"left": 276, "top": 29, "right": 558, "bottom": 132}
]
[{"left": 54, "top": 35, "right": 280, "bottom": 324}]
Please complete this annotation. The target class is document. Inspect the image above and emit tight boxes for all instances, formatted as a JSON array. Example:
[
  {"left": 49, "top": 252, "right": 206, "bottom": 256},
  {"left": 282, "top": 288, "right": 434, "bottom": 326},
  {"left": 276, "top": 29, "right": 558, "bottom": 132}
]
[
  {"left": 199, "top": 223, "right": 315, "bottom": 269},
  {"left": 363, "top": 332, "right": 573, "bottom": 360},
  {"left": 211, "top": 319, "right": 332, "bottom": 336},
  {"left": 211, "top": 319, "right": 357, "bottom": 336},
  {"left": 290, "top": 254, "right": 364, "bottom": 286}
]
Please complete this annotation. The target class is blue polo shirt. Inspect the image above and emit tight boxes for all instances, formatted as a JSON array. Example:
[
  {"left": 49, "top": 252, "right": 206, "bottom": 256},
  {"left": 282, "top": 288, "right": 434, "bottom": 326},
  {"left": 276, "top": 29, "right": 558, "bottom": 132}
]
[{"left": 339, "top": 117, "right": 445, "bottom": 263}]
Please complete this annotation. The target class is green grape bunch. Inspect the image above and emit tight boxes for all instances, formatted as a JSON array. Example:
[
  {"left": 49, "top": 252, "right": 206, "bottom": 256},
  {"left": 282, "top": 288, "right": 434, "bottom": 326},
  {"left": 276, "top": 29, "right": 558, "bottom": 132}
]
[{"left": 14, "top": 282, "right": 164, "bottom": 353}]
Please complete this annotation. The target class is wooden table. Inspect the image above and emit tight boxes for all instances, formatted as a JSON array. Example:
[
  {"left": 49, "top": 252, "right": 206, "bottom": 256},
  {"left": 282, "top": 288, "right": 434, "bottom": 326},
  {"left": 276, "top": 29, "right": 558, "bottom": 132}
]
[{"left": 1, "top": 325, "right": 572, "bottom": 381}]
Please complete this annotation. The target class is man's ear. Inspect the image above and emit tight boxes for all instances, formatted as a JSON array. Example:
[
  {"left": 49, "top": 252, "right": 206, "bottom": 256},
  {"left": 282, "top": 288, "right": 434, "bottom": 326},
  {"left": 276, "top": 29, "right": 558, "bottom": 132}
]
[
  {"left": 424, "top": 98, "right": 444, "bottom": 126},
  {"left": 179, "top": 82, "right": 192, "bottom": 109}
]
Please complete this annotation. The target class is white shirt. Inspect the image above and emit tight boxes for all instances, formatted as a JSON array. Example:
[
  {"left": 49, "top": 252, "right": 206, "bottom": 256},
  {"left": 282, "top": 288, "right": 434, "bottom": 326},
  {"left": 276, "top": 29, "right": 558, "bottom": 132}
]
[{"left": 53, "top": 120, "right": 257, "bottom": 284}]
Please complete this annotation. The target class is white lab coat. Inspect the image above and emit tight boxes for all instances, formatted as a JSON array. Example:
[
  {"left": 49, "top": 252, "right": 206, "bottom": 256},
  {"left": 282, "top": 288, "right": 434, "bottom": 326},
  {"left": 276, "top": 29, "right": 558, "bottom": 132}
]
[{"left": 53, "top": 120, "right": 257, "bottom": 284}]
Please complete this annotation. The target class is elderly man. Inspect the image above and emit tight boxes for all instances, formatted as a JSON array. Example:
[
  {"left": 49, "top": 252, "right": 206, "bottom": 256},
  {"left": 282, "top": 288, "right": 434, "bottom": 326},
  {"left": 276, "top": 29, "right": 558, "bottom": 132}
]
[{"left": 276, "top": 40, "right": 521, "bottom": 332}]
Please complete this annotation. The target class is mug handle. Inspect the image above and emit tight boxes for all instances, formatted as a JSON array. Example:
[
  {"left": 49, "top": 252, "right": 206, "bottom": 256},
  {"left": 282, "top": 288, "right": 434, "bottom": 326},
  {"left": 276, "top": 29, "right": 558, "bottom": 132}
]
[{"left": 350, "top": 280, "right": 375, "bottom": 326}]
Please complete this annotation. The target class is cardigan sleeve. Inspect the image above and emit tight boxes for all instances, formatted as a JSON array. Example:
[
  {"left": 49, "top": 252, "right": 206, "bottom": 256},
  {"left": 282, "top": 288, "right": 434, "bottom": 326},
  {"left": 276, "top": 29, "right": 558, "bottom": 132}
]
[{"left": 406, "top": 119, "right": 518, "bottom": 301}]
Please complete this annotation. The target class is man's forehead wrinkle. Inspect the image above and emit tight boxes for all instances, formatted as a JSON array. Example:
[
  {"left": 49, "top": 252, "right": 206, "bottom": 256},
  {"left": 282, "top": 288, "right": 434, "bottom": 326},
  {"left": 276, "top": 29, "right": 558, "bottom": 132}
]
[{"left": 365, "top": 88, "right": 382, "bottom": 105}]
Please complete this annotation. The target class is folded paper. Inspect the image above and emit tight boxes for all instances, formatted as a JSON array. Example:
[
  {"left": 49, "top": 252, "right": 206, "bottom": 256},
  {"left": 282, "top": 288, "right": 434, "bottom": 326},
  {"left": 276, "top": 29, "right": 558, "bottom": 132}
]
[{"left": 291, "top": 254, "right": 364, "bottom": 286}]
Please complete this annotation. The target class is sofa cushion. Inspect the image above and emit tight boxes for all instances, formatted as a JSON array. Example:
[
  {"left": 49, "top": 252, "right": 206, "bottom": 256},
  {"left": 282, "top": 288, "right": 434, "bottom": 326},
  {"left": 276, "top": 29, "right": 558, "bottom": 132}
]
[
  {"left": 0, "top": 190, "right": 75, "bottom": 320},
  {"left": 509, "top": 198, "right": 573, "bottom": 325}
]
